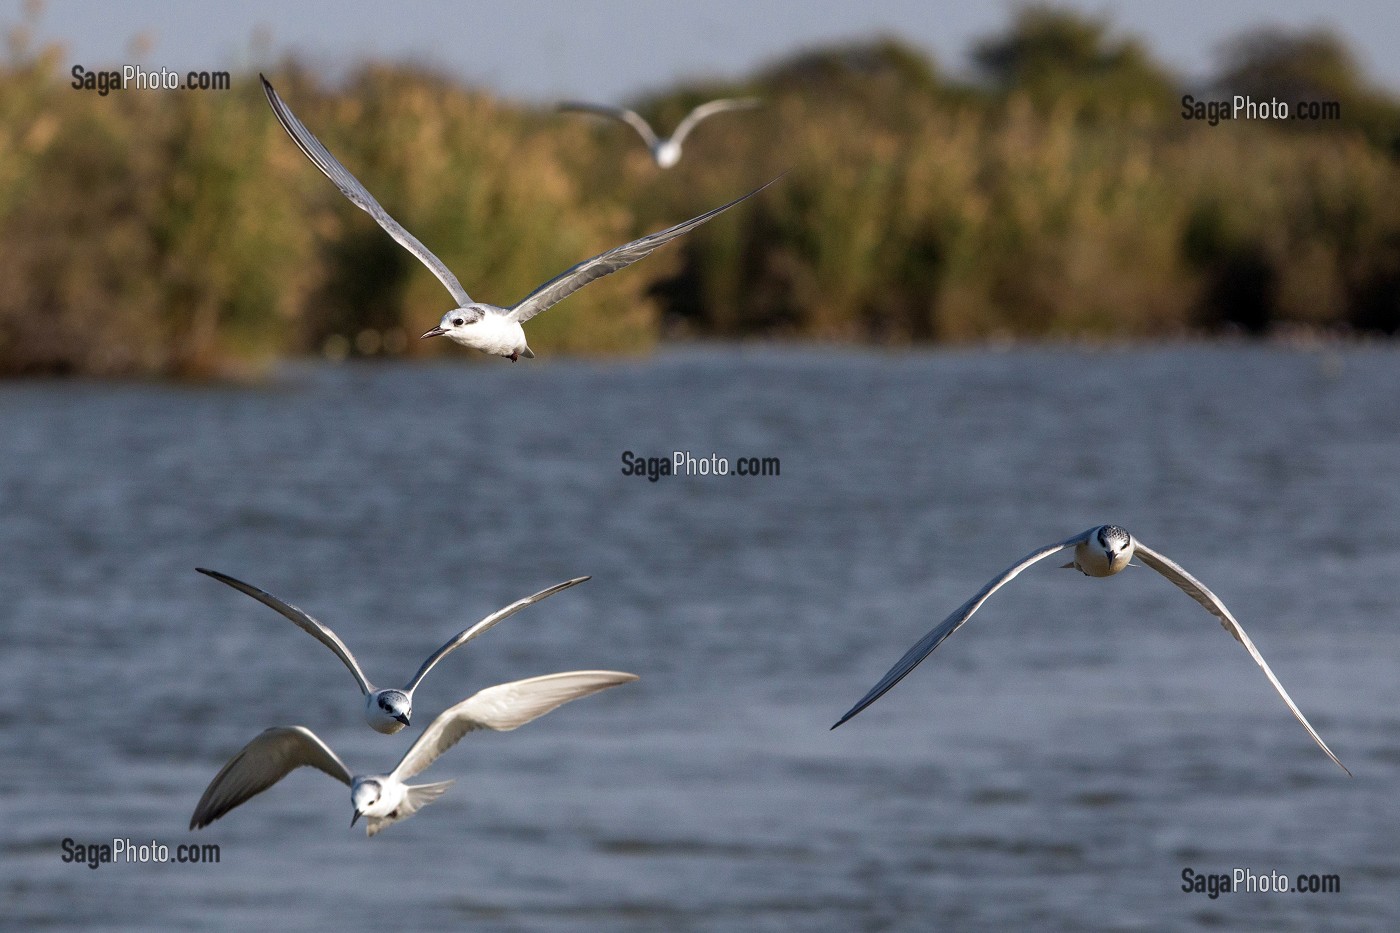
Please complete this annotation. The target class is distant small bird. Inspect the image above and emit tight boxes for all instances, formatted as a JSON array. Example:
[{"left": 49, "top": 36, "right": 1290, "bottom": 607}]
[
  {"left": 190, "top": 671, "right": 638, "bottom": 836},
  {"left": 831, "top": 525, "right": 1350, "bottom": 775},
  {"left": 198, "top": 567, "right": 588, "bottom": 734},
  {"left": 558, "top": 98, "right": 762, "bottom": 168},
  {"left": 261, "top": 75, "right": 774, "bottom": 361}
]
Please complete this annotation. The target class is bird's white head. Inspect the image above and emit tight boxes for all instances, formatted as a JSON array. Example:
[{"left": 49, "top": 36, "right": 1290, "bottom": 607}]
[
  {"left": 350, "top": 778, "right": 383, "bottom": 826},
  {"left": 368, "top": 689, "right": 411, "bottom": 734},
  {"left": 1096, "top": 524, "right": 1134, "bottom": 573},
  {"left": 654, "top": 140, "right": 682, "bottom": 168},
  {"left": 421, "top": 306, "right": 485, "bottom": 344}
]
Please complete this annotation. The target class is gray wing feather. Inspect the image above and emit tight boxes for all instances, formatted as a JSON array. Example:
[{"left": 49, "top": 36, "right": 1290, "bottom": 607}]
[
  {"left": 261, "top": 75, "right": 472, "bottom": 306},
  {"left": 831, "top": 530, "right": 1092, "bottom": 729},
  {"left": 391, "top": 671, "right": 638, "bottom": 781},
  {"left": 1132, "top": 541, "right": 1350, "bottom": 775},
  {"left": 402, "top": 576, "right": 591, "bottom": 693},
  {"left": 197, "top": 568, "right": 374, "bottom": 696},
  {"left": 669, "top": 98, "right": 762, "bottom": 147},
  {"left": 190, "top": 726, "right": 352, "bottom": 829},
  {"left": 507, "top": 175, "right": 780, "bottom": 324},
  {"left": 557, "top": 101, "right": 660, "bottom": 148}
]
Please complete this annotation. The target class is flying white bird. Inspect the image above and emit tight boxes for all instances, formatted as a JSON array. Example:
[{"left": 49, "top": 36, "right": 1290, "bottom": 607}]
[
  {"left": 198, "top": 568, "right": 588, "bottom": 735},
  {"left": 831, "top": 525, "right": 1350, "bottom": 775},
  {"left": 190, "top": 670, "right": 638, "bottom": 836},
  {"left": 261, "top": 75, "right": 774, "bottom": 361},
  {"left": 557, "top": 98, "right": 762, "bottom": 169}
]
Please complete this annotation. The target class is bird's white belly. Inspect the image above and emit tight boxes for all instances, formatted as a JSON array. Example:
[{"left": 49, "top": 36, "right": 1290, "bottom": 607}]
[
  {"left": 654, "top": 142, "right": 681, "bottom": 168},
  {"left": 455, "top": 312, "right": 526, "bottom": 357}
]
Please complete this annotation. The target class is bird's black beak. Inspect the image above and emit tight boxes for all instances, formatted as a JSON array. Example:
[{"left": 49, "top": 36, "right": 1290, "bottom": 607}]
[
  {"left": 421, "top": 326, "right": 446, "bottom": 339},
  {"left": 395, "top": 713, "right": 411, "bottom": 726},
  {"left": 351, "top": 810, "right": 362, "bottom": 827}
]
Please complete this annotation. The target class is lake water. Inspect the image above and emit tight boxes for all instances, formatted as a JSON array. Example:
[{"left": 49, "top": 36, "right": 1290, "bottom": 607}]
[{"left": 2, "top": 345, "right": 1397, "bottom": 931}]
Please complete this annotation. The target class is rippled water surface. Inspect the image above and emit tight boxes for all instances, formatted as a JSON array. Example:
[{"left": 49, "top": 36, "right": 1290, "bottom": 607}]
[{"left": 3, "top": 346, "right": 1398, "bottom": 931}]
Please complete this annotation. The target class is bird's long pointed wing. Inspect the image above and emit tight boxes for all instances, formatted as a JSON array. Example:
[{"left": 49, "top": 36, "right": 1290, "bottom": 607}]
[
  {"left": 190, "top": 726, "right": 352, "bottom": 830},
  {"left": 402, "top": 576, "right": 591, "bottom": 693},
  {"left": 832, "top": 530, "right": 1093, "bottom": 729},
  {"left": 669, "top": 97, "right": 762, "bottom": 147},
  {"left": 1132, "top": 541, "right": 1351, "bottom": 775},
  {"left": 391, "top": 671, "right": 637, "bottom": 781},
  {"left": 557, "top": 101, "right": 660, "bottom": 148},
  {"left": 507, "top": 174, "right": 781, "bottom": 324},
  {"left": 197, "top": 568, "right": 374, "bottom": 696},
  {"left": 261, "top": 75, "right": 472, "bottom": 306}
]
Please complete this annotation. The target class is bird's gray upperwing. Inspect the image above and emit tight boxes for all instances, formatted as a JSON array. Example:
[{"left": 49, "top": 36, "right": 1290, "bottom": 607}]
[
  {"left": 831, "top": 530, "right": 1093, "bottom": 729},
  {"left": 190, "top": 726, "right": 352, "bottom": 830},
  {"left": 401, "top": 576, "right": 591, "bottom": 693},
  {"left": 669, "top": 97, "right": 762, "bottom": 147},
  {"left": 390, "top": 671, "right": 638, "bottom": 781},
  {"left": 557, "top": 101, "right": 661, "bottom": 148},
  {"left": 1132, "top": 542, "right": 1351, "bottom": 775},
  {"left": 197, "top": 568, "right": 374, "bottom": 696},
  {"left": 507, "top": 174, "right": 781, "bottom": 324},
  {"left": 261, "top": 75, "right": 472, "bottom": 306}
]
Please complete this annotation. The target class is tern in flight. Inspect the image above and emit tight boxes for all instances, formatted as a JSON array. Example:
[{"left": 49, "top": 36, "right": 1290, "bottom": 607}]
[
  {"left": 831, "top": 525, "right": 1349, "bottom": 775},
  {"left": 262, "top": 75, "right": 774, "bottom": 360},
  {"left": 198, "top": 568, "right": 588, "bottom": 735},
  {"left": 190, "top": 671, "right": 638, "bottom": 836},
  {"left": 558, "top": 98, "right": 762, "bottom": 168}
]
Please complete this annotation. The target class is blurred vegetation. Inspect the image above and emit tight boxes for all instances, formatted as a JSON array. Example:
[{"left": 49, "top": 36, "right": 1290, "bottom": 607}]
[{"left": 1, "top": 4, "right": 1399, "bottom": 376}]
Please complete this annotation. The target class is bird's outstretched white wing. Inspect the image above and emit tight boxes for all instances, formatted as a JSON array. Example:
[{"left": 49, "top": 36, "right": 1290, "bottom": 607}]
[
  {"left": 391, "top": 671, "right": 638, "bottom": 781},
  {"left": 507, "top": 175, "right": 780, "bottom": 324},
  {"left": 261, "top": 74, "right": 472, "bottom": 306},
  {"left": 197, "top": 568, "right": 374, "bottom": 696},
  {"left": 557, "top": 101, "right": 661, "bottom": 149},
  {"left": 1133, "top": 541, "right": 1351, "bottom": 775},
  {"left": 669, "top": 98, "right": 762, "bottom": 147},
  {"left": 832, "top": 530, "right": 1094, "bottom": 729},
  {"left": 402, "top": 576, "right": 591, "bottom": 693},
  {"left": 190, "top": 726, "right": 352, "bottom": 829}
]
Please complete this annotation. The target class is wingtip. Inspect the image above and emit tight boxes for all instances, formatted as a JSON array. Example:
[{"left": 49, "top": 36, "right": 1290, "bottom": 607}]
[{"left": 830, "top": 709, "right": 856, "bottom": 731}]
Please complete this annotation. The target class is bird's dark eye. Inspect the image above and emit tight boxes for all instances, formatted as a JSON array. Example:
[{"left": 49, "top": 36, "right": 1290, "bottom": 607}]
[{"left": 452, "top": 318, "right": 464, "bottom": 326}]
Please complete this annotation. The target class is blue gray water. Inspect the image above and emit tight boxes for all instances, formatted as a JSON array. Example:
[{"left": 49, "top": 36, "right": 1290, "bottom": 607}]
[{"left": 2, "top": 346, "right": 1397, "bottom": 931}]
